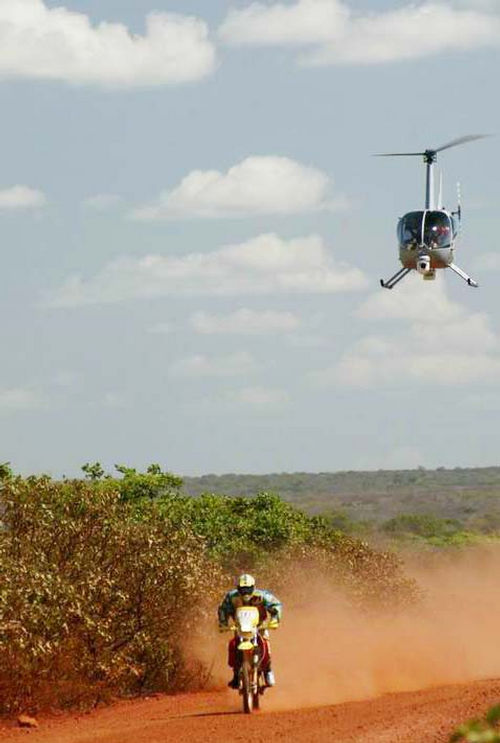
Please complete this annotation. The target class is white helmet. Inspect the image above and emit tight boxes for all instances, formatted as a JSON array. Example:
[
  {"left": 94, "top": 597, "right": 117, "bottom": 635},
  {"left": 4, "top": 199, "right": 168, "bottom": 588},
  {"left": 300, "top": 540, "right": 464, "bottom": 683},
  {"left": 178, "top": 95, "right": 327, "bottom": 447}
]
[{"left": 237, "top": 573, "right": 255, "bottom": 601}]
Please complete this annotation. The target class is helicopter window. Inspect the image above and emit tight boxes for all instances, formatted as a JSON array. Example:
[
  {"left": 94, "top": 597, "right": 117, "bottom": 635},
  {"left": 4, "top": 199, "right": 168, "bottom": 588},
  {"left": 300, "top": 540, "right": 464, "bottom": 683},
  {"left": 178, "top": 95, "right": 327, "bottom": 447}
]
[
  {"left": 399, "top": 211, "right": 423, "bottom": 246},
  {"left": 424, "top": 211, "right": 452, "bottom": 249}
]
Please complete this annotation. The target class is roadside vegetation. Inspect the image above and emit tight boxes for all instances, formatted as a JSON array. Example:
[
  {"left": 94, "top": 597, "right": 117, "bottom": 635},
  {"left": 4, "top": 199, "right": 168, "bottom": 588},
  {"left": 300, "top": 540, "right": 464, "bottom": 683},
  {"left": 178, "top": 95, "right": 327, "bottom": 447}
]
[
  {"left": 183, "top": 468, "right": 500, "bottom": 548},
  {"left": 450, "top": 703, "right": 500, "bottom": 742},
  {"left": 0, "top": 463, "right": 417, "bottom": 714}
]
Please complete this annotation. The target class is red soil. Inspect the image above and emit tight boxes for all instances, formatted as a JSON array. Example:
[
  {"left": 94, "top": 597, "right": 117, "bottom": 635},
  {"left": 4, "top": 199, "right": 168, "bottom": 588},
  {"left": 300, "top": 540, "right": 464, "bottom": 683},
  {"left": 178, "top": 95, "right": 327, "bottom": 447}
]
[
  {"left": 1, "top": 679, "right": 500, "bottom": 743},
  {"left": 5, "top": 550, "right": 500, "bottom": 740}
]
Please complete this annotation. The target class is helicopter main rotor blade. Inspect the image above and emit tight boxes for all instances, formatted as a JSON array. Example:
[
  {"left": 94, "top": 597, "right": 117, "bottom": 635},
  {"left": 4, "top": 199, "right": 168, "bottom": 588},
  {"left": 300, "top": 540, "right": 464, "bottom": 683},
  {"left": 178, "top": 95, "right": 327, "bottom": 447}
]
[
  {"left": 375, "top": 135, "right": 490, "bottom": 158},
  {"left": 373, "top": 152, "right": 424, "bottom": 157},
  {"left": 434, "top": 134, "right": 489, "bottom": 153}
]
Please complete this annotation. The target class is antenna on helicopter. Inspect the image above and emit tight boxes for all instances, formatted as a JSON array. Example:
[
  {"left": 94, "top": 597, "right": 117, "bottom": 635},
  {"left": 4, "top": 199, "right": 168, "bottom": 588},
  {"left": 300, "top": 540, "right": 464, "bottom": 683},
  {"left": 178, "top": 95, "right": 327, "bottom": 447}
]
[
  {"left": 457, "top": 182, "right": 462, "bottom": 221},
  {"left": 452, "top": 182, "right": 462, "bottom": 222},
  {"left": 374, "top": 134, "right": 489, "bottom": 210}
]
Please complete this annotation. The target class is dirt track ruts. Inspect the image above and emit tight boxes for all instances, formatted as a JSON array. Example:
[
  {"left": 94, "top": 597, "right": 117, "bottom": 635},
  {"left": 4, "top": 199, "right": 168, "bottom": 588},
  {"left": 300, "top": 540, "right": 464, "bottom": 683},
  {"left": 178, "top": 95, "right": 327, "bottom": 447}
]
[{"left": 1, "top": 679, "right": 500, "bottom": 743}]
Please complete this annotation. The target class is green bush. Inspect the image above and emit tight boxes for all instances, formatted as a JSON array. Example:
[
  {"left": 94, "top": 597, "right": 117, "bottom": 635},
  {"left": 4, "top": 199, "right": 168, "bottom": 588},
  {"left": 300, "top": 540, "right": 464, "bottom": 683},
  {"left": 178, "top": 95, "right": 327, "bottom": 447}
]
[
  {"left": 382, "top": 513, "right": 462, "bottom": 538},
  {"left": 150, "top": 490, "right": 417, "bottom": 607},
  {"left": 0, "top": 474, "right": 224, "bottom": 712},
  {"left": 450, "top": 703, "right": 500, "bottom": 742}
]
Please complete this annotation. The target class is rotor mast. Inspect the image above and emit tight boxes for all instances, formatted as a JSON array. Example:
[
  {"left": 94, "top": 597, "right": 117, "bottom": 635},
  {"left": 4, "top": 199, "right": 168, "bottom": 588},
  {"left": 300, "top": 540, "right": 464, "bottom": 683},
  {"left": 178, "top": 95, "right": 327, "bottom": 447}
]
[{"left": 424, "top": 150, "right": 437, "bottom": 210}]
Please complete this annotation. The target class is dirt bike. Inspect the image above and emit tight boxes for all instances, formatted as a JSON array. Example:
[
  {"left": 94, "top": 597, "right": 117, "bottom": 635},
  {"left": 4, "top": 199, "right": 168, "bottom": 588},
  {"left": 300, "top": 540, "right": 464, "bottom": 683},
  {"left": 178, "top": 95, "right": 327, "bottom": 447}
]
[{"left": 227, "top": 605, "right": 279, "bottom": 714}]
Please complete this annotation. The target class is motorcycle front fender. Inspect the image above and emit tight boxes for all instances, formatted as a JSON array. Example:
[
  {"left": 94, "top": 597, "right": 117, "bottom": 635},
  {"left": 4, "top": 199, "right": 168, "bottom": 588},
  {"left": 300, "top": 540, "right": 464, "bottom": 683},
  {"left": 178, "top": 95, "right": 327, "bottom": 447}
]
[{"left": 237, "top": 640, "right": 253, "bottom": 651}]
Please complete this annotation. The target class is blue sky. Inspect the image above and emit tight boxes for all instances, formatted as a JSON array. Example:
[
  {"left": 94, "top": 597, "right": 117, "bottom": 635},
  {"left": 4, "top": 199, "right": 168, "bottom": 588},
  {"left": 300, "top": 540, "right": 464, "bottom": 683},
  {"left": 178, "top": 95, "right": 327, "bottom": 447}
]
[{"left": 1, "top": 0, "right": 499, "bottom": 476}]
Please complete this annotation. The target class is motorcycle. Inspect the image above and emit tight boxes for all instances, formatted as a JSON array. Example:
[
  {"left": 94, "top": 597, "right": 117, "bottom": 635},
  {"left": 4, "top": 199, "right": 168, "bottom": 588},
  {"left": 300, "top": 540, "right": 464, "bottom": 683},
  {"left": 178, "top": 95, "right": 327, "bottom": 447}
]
[{"left": 226, "top": 605, "right": 279, "bottom": 714}]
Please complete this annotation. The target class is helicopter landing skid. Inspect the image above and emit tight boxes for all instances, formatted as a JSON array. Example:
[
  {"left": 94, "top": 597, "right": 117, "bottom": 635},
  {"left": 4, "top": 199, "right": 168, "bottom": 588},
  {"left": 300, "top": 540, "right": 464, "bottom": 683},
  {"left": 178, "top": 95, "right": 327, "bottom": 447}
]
[
  {"left": 447, "top": 262, "right": 479, "bottom": 288},
  {"left": 380, "top": 267, "right": 412, "bottom": 290}
]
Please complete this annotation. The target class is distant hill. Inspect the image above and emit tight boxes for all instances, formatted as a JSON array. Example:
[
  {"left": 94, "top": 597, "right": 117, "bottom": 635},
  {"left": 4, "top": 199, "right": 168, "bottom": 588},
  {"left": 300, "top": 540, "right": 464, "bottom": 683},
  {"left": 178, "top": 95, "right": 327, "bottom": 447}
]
[{"left": 182, "top": 467, "right": 500, "bottom": 526}]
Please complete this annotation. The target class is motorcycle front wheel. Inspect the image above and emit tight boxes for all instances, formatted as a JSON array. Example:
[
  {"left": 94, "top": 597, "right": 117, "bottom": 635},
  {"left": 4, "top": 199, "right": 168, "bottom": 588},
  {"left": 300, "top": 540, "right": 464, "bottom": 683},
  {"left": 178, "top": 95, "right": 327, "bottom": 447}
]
[
  {"left": 253, "top": 682, "right": 260, "bottom": 710},
  {"left": 241, "top": 662, "right": 253, "bottom": 714}
]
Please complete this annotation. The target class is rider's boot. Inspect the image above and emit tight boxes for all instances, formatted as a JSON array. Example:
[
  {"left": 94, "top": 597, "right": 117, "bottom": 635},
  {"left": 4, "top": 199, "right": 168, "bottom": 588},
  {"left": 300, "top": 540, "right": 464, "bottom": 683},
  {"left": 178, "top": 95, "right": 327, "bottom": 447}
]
[
  {"left": 228, "top": 669, "right": 239, "bottom": 689},
  {"left": 264, "top": 668, "right": 275, "bottom": 687}
]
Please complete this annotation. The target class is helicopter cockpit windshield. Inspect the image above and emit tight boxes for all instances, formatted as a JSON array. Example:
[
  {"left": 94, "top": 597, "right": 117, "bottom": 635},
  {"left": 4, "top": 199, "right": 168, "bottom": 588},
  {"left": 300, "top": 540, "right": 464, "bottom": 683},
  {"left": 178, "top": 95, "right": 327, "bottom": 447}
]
[
  {"left": 399, "top": 211, "right": 423, "bottom": 247},
  {"left": 399, "top": 210, "right": 455, "bottom": 250},
  {"left": 424, "top": 211, "right": 453, "bottom": 249}
]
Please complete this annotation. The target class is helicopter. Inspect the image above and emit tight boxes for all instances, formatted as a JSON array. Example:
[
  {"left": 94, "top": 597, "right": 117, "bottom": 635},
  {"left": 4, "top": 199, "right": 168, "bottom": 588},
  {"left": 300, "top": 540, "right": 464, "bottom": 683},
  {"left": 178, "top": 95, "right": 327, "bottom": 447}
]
[{"left": 378, "top": 134, "right": 488, "bottom": 290}]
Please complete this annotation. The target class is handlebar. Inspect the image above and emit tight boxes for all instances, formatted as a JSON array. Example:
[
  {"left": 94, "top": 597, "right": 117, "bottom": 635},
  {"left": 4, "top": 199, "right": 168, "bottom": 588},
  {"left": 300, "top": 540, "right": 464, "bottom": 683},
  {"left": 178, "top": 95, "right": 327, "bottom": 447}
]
[
  {"left": 262, "top": 618, "right": 280, "bottom": 630},
  {"left": 219, "top": 619, "right": 280, "bottom": 632},
  {"left": 218, "top": 623, "right": 237, "bottom": 632}
]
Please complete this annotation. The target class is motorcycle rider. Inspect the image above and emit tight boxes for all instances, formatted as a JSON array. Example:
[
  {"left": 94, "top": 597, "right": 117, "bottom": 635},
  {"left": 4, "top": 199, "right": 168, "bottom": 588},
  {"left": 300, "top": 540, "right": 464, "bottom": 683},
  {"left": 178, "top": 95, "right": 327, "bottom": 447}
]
[{"left": 218, "top": 573, "right": 282, "bottom": 689}]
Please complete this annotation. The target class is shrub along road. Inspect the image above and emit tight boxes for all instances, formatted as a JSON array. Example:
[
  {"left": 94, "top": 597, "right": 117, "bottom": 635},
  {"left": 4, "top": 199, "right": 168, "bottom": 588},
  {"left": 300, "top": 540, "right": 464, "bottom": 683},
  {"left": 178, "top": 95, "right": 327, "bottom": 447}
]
[{"left": 1, "top": 679, "right": 500, "bottom": 742}]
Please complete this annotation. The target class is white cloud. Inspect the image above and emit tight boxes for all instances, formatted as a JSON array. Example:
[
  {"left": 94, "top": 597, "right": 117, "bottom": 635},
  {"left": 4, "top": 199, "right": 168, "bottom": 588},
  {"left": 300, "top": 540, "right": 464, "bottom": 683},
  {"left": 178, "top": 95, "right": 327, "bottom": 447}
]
[
  {"left": 451, "top": 0, "right": 498, "bottom": 11},
  {"left": 227, "top": 386, "right": 289, "bottom": 407},
  {"left": 190, "top": 308, "right": 301, "bottom": 335},
  {"left": 219, "top": 0, "right": 349, "bottom": 45},
  {"left": 312, "top": 275, "right": 500, "bottom": 387},
  {"left": 0, "top": 185, "right": 46, "bottom": 210},
  {"left": 51, "top": 371, "right": 81, "bottom": 390},
  {"left": 460, "top": 392, "right": 500, "bottom": 411},
  {"left": 46, "top": 233, "right": 368, "bottom": 307},
  {"left": 219, "top": 0, "right": 500, "bottom": 65},
  {"left": 0, "top": 387, "right": 44, "bottom": 411},
  {"left": 0, "top": 0, "right": 215, "bottom": 87},
  {"left": 169, "top": 351, "right": 259, "bottom": 378},
  {"left": 184, "top": 384, "right": 290, "bottom": 415},
  {"left": 103, "top": 391, "right": 127, "bottom": 409},
  {"left": 307, "top": 2, "right": 500, "bottom": 65},
  {"left": 147, "top": 322, "right": 174, "bottom": 335},
  {"left": 82, "top": 194, "right": 122, "bottom": 211},
  {"left": 285, "top": 333, "right": 328, "bottom": 348},
  {"left": 356, "top": 277, "right": 463, "bottom": 322},
  {"left": 131, "top": 156, "right": 343, "bottom": 219},
  {"left": 473, "top": 252, "right": 500, "bottom": 271}
]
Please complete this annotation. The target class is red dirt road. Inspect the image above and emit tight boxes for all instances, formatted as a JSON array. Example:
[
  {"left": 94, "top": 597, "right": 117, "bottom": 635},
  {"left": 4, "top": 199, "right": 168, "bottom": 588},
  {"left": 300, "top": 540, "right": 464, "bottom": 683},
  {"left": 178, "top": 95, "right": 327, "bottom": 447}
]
[{"left": 1, "top": 679, "right": 500, "bottom": 743}]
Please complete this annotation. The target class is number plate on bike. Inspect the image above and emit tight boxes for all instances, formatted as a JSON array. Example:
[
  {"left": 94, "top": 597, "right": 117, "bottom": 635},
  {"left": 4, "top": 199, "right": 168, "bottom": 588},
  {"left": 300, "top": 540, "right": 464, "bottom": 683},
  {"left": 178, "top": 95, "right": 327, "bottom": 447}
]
[{"left": 236, "top": 606, "right": 259, "bottom": 632}]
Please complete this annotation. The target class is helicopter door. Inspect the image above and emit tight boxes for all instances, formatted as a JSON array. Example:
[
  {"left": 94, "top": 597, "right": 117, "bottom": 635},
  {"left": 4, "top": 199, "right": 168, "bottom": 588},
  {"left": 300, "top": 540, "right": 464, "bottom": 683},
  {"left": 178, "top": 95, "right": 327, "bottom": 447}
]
[
  {"left": 423, "top": 211, "right": 452, "bottom": 249},
  {"left": 398, "top": 211, "right": 424, "bottom": 248}
]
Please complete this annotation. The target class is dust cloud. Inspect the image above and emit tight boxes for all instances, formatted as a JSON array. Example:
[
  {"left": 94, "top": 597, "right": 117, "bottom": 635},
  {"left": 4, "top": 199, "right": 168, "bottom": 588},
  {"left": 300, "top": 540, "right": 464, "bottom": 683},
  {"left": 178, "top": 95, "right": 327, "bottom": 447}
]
[{"left": 206, "top": 547, "right": 500, "bottom": 711}]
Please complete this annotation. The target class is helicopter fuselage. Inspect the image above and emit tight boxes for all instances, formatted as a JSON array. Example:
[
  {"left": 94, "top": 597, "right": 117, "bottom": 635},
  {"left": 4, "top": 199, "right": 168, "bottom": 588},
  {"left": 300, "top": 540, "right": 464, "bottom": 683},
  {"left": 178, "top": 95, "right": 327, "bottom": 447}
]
[
  {"left": 378, "top": 134, "right": 484, "bottom": 289},
  {"left": 397, "top": 208, "right": 457, "bottom": 275}
]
